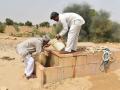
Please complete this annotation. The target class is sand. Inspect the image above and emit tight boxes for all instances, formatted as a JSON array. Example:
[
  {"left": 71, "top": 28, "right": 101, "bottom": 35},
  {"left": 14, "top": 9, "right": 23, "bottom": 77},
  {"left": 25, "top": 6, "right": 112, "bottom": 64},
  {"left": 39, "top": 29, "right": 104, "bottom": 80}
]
[{"left": 0, "top": 33, "right": 120, "bottom": 90}]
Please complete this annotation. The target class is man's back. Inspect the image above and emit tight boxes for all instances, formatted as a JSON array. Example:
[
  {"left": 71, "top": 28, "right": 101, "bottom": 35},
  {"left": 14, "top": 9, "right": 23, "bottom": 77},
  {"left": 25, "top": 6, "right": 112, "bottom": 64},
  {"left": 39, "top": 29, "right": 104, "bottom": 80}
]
[
  {"left": 59, "top": 12, "right": 85, "bottom": 26},
  {"left": 16, "top": 37, "right": 43, "bottom": 55},
  {"left": 18, "top": 38, "right": 42, "bottom": 48}
]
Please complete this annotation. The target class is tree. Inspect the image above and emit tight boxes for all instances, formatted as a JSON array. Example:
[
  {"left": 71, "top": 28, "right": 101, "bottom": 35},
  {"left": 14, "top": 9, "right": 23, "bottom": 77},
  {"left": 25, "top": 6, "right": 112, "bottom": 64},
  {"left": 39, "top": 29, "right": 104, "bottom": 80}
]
[
  {"left": 5, "top": 18, "right": 14, "bottom": 25},
  {"left": 0, "top": 21, "right": 2, "bottom": 24},
  {"left": 62, "top": 3, "right": 120, "bottom": 42},
  {"left": 14, "top": 22, "right": 19, "bottom": 25},
  {"left": 39, "top": 21, "right": 50, "bottom": 27},
  {"left": 25, "top": 21, "right": 32, "bottom": 26},
  {"left": 89, "top": 10, "right": 112, "bottom": 42},
  {"left": 63, "top": 3, "right": 97, "bottom": 41},
  {"left": 110, "top": 22, "right": 120, "bottom": 42}
]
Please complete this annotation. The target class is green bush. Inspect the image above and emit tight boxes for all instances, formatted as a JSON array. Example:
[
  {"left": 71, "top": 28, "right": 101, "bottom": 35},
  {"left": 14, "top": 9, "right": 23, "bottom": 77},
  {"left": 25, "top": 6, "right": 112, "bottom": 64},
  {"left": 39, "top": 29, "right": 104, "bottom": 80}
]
[
  {"left": 18, "top": 22, "right": 24, "bottom": 26},
  {"left": 5, "top": 18, "right": 14, "bottom": 25},
  {"left": 39, "top": 22, "right": 50, "bottom": 27},
  {"left": 25, "top": 21, "right": 32, "bottom": 26},
  {"left": 53, "top": 23, "right": 63, "bottom": 34}
]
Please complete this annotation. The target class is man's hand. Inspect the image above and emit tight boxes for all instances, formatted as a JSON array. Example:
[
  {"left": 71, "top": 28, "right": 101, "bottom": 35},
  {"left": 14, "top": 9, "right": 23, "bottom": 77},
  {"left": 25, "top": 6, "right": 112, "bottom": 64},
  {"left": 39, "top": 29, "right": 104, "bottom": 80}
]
[
  {"left": 32, "top": 52, "right": 39, "bottom": 57},
  {"left": 56, "top": 34, "right": 61, "bottom": 40},
  {"left": 43, "top": 44, "right": 51, "bottom": 48}
]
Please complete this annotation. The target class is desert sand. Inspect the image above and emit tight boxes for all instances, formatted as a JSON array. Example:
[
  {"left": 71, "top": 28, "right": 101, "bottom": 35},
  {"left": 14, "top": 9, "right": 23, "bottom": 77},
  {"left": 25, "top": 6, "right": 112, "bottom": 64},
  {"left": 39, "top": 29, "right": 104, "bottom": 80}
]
[{"left": 0, "top": 33, "right": 120, "bottom": 90}]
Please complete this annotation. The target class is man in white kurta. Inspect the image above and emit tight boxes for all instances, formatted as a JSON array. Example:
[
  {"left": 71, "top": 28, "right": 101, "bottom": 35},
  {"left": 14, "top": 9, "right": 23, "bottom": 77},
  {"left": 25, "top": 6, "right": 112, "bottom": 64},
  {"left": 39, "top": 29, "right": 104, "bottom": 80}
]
[
  {"left": 16, "top": 35, "right": 50, "bottom": 79},
  {"left": 50, "top": 12, "right": 85, "bottom": 53}
]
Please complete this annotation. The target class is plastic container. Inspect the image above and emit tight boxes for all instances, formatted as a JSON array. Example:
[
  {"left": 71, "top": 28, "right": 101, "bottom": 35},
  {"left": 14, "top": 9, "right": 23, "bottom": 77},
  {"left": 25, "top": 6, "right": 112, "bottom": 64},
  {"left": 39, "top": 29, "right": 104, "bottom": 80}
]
[{"left": 49, "top": 39, "right": 65, "bottom": 51}]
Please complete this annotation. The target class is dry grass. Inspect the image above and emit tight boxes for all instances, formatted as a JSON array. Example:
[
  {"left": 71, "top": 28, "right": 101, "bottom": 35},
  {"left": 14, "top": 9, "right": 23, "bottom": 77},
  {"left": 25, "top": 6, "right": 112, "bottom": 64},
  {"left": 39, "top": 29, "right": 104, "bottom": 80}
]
[
  {"left": 4, "top": 26, "right": 54, "bottom": 37},
  {"left": 4, "top": 26, "right": 17, "bottom": 35}
]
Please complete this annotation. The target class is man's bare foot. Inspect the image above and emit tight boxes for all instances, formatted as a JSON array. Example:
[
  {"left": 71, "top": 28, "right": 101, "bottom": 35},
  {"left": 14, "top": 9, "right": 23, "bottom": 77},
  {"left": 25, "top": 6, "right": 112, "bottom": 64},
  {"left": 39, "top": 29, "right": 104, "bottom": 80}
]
[
  {"left": 26, "top": 74, "right": 37, "bottom": 80},
  {"left": 59, "top": 51, "right": 71, "bottom": 54}
]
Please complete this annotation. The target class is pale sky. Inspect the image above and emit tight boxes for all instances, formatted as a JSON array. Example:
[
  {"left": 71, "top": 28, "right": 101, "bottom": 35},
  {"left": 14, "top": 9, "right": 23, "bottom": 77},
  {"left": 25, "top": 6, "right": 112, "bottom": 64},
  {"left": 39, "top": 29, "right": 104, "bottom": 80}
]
[{"left": 0, "top": 0, "right": 119, "bottom": 24}]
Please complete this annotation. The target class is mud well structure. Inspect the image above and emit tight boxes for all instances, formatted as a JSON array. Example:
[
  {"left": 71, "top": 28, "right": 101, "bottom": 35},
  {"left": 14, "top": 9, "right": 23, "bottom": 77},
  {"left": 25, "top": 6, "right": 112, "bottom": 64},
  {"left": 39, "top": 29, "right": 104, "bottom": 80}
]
[{"left": 35, "top": 46, "right": 120, "bottom": 88}]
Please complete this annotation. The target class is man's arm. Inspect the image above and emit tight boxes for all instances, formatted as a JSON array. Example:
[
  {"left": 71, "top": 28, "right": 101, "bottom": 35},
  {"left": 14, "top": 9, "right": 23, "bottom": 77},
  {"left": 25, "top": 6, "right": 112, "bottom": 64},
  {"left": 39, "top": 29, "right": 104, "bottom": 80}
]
[
  {"left": 59, "top": 19, "right": 68, "bottom": 36},
  {"left": 32, "top": 42, "right": 42, "bottom": 57},
  {"left": 35, "top": 42, "right": 42, "bottom": 54}
]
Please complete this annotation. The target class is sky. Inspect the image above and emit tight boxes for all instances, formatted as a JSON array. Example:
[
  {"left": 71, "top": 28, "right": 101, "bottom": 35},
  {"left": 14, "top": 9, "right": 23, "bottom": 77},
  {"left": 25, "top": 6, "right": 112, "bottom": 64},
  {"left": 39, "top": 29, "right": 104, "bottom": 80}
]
[{"left": 0, "top": 0, "right": 120, "bottom": 24}]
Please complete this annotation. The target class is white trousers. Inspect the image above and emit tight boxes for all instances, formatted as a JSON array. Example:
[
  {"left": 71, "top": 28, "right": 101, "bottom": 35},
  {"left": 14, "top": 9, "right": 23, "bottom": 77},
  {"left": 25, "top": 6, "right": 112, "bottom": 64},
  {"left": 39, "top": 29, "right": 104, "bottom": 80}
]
[
  {"left": 24, "top": 54, "right": 34, "bottom": 77},
  {"left": 65, "top": 20, "right": 81, "bottom": 52}
]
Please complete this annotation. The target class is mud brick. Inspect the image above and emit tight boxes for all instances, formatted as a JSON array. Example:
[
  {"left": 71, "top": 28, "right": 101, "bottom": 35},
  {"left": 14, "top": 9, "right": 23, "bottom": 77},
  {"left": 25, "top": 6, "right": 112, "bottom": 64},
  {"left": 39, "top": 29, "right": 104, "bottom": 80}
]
[
  {"left": 76, "top": 55, "right": 87, "bottom": 66},
  {"left": 58, "top": 57, "right": 76, "bottom": 67},
  {"left": 36, "top": 62, "right": 43, "bottom": 78},
  {"left": 44, "top": 67, "right": 61, "bottom": 83},
  {"left": 66, "top": 64, "right": 101, "bottom": 78},
  {"left": 86, "top": 52, "right": 102, "bottom": 64},
  {"left": 76, "top": 65, "right": 87, "bottom": 77},
  {"left": 95, "top": 63, "right": 105, "bottom": 74},
  {"left": 97, "top": 51, "right": 103, "bottom": 62},
  {"left": 108, "top": 61, "right": 120, "bottom": 71},
  {"left": 44, "top": 66, "right": 75, "bottom": 83},
  {"left": 111, "top": 51, "right": 120, "bottom": 62},
  {"left": 35, "top": 53, "right": 46, "bottom": 65},
  {"left": 62, "top": 66, "right": 74, "bottom": 79},
  {"left": 35, "top": 62, "right": 44, "bottom": 88},
  {"left": 85, "top": 64, "right": 98, "bottom": 75}
]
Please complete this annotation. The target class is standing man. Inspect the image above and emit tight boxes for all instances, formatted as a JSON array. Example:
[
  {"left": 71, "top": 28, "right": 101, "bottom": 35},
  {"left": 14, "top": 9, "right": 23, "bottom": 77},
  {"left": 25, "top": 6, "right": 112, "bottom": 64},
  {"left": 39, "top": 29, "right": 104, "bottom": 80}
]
[
  {"left": 50, "top": 12, "right": 85, "bottom": 54},
  {"left": 16, "top": 35, "right": 50, "bottom": 79}
]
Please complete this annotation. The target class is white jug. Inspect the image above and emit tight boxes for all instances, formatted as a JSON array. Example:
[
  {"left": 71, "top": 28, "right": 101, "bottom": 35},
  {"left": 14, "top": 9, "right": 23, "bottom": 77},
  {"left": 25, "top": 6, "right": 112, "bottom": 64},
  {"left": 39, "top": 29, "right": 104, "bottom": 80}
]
[{"left": 49, "top": 39, "right": 65, "bottom": 51}]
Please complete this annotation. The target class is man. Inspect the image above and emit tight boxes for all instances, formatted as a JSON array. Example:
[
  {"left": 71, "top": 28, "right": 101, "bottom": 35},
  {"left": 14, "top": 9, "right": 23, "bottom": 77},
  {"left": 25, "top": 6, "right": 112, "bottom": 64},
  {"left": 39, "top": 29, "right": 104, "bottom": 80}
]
[
  {"left": 16, "top": 35, "right": 50, "bottom": 79},
  {"left": 50, "top": 12, "right": 85, "bottom": 54}
]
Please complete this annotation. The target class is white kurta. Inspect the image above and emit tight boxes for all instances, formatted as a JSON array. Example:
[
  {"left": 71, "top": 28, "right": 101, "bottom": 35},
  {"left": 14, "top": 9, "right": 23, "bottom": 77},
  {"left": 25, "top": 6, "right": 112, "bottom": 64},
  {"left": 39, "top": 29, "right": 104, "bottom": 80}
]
[
  {"left": 58, "top": 13, "right": 85, "bottom": 52},
  {"left": 16, "top": 37, "right": 43, "bottom": 77}
]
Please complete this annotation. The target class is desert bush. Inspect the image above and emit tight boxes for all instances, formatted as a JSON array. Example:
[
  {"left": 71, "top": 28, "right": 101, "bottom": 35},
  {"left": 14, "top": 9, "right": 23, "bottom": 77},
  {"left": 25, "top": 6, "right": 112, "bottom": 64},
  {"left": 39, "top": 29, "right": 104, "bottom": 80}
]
[
  {"left": 13, "top": 25, "right": 19, "bottom": 32},
  {"left": 39, "top": 22, "right": 50, "bottom": 27},
  {"left": 18, "top": 22, "right": 24, "bottom": 26},
  {"left": 14, "top": 33, "right": 23, "bottom": 37},
  {"left": 31, "top": 26, "right": 56, "bottom": 38},
  {"left": 31, "top": 27, "right": 40, "bottom": 37},
  {"left": 14, "top": 32, "right": 33, "bottom": 37},
  {"left": 38, "top": 32, "right": 46, "bottom": 37},
  {"left": 46, "top": 27, "right": 56, "bottom": 39},
  {"left": 0, "top": 23, "right": 6, "bottom": 33},
  {"left": 52, "top": 23, "right": 69, "bottom": 40},
  {"left": 48, "top": 30, "right": 56, "bottom": 39},
  {"left": 53, "top": 23, "right": 63, "bottom": 34}
]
